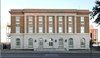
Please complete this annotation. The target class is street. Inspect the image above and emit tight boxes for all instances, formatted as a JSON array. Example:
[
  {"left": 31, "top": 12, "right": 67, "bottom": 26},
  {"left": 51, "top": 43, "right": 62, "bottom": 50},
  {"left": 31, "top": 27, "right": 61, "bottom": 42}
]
[{"left": 1, "top": 50, "right": 100, "bottom": 58}]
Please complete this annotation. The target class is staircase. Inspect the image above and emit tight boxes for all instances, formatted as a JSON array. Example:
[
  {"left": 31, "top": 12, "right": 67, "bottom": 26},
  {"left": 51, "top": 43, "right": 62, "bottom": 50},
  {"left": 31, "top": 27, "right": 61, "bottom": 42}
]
[{"left": 35, "top": 48, "right": 66, "bottom": 52}]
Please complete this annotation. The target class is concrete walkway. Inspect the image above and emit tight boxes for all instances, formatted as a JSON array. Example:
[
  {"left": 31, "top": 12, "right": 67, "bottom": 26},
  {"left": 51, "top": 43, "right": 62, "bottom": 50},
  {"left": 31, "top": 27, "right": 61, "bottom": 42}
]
[{"left": 1, "top": 49, "right": 100, "bottom": 54}]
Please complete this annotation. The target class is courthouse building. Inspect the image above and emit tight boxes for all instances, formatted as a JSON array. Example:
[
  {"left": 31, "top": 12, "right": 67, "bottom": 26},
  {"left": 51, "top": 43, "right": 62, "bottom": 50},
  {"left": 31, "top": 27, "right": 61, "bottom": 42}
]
[{"left": 9, "top": 9, "right": 90, "bottom": 51}]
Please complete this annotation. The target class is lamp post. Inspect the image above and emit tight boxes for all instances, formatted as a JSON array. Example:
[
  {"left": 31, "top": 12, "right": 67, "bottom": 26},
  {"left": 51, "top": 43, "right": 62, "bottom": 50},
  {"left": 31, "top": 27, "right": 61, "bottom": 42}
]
[{"left": 90, "top": 33, "right": 93, "bottom": 58}]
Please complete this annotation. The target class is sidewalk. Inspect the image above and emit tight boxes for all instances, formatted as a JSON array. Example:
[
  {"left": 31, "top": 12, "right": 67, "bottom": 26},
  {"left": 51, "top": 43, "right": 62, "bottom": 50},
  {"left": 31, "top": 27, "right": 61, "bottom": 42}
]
[{"left": 1, "top": 49, "right": 100, "bottom": 54}]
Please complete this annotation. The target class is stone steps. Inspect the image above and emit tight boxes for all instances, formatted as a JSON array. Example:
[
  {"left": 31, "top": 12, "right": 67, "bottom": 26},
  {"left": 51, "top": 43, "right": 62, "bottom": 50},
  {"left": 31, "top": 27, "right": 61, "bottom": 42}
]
[{"left": 35, "top": 48, "right": 66, "bottom": 52}]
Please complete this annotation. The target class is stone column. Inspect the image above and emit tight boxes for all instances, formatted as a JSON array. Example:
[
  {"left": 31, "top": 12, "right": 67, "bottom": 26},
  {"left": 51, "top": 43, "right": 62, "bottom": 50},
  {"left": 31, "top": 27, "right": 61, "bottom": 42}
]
[
  {"left": 65, "top": 16, "right": 66, "bottom": 33},
  {"left": 55, "top": 16, "right": 57, "bottom": 33},
  {"left": 35, "top": 16, "right": 37, "bottom": 33},
  {"left": 45, "top": 16, "right": 47, "bottom": 33},
  {"left": 74, "top": 15, "right": 76, "bottom": 33}
]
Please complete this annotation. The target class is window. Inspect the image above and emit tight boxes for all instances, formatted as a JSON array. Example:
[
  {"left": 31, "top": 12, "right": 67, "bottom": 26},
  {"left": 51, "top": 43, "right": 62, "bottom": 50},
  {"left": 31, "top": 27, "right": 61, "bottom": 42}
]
[
  {"left": 28, "top": 38, "right": 33, "bottom": 48},
  {"left": 29, "top": 27, "right": 33, "bottom": 33},
  {"left": 16, "top": 26, "right": 20, "bottom": 33},
  {"left": 58, "top": 16, "right": 63, "bottom": 21},
  {"left": 16, "top": 16, "right": 20, "bottom": 33},
  {"left": 48, "top": 16, "right": 53, "bottom": 33},
  {"left": 59, "top": 38, "right": 63, "bottom": 48},
  {"left": 49, "top": 38, "right": 53, "bottom": 46},
  {"left": 16, "top": 38, "right": 20, "bottom": 48},
  {"left": 45, "top": 40, "right": 47, "bottom": 42},
  {"left": 38, "top": 16, "right": 43, "bottom": 21},
  {"left": 29, "top": 16, "right": 33, "bottom": 21},
  {"left": 65, "top": 39, "right": 67, "bottom": 42},
  {"left": 69, "top": 38, "right": 73, "bottom": 48},
  {"left": 81, "top": 17, "right": 84, "bottom": 24},
  {"left": 49, "top": 27, "right": 52, "bottom": 33},
  {"left": 39, "top": 27, "right": 43, "bottom": 33},
  {"left": 49, "top": 16, "right": 53, "bottom": 21},
  {"left": 80, "top": 38, "right": 85, "bottom": 48},
  {"left": 59, "top": 27, "right": 62, "bottom": 33},
  {"left": 29, "top": 16, "right": 33, "bottom": 24},
  {"left": 28, "top": 16, "right": 33, "bottom": 33},
  {"left": 68, "top": 17, "right": 72, "bottom": 22},
  {"left": 39, "top": 38, "right": 43, "bottom": 45},
  {"left": 81, "top": 17, "right": 84, "bottom": 22},
  {"left": 38, "top": 16, "right": 43, "bottom": 33},
  {"left": 16, "top": 16, "right": 20, "bottom": 21},
  {"left": 55, "top": 40, "right": 57, "bottom": 42},
  {"left": 34, "top": 40, "right": 37, "bottom": 42},
  {"left": 68, "top": 16, "right": 72, "bottom": 33},
  {"left": 49, "top": 42, "right": 53, "bottom": 46},
  {"left": 16, "top": 16, "right": 20, "bottom": 25},
  {"left": 68, "top": 27, "right": 72, "bottom": 33},
  {"left": 58, "top": 16, "right": 63, "bottom": 33},
  {"left": 81, "top": 26, "right": 84, "bottom": 33}
]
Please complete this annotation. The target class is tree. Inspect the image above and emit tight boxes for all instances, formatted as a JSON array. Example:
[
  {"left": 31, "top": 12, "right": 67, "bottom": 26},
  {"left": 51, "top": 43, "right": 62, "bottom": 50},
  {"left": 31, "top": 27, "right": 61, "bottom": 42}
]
[{"left": 90, "top": 0, "right": 100, "bottom": 26}]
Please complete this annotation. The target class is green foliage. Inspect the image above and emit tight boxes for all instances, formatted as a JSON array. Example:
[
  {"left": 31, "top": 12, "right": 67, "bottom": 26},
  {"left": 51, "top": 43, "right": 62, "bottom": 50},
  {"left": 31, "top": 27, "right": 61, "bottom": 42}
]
[{"left": 90, "top": 0, "right": 100, "bottom": 25}]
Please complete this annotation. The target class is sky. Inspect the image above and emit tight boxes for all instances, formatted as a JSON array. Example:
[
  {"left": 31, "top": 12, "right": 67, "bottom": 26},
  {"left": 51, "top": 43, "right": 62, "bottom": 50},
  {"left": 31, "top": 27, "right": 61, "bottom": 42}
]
[{"left": 1, "top": 0, "right": 100, "bottom": 43}]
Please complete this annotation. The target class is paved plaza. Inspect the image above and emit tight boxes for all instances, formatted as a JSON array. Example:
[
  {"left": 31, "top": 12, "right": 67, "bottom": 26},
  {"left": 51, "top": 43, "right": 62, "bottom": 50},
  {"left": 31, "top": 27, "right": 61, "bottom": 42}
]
[{"left": 1, "top": 49, "right": 100, "bottom": 58}]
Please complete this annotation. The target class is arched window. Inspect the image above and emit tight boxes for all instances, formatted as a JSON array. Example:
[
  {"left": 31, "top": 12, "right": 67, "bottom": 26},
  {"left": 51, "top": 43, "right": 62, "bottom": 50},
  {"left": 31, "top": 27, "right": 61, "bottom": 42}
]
[
  {"left": 49, "top": 38, "right": 53, "bottom": 46},
  {"left": 28, "top": 38, "right": 33, "bottom": 48},
  {"left": 16, "top": 38, "right": 20, "bottom": 48},
  {"left": 69, "top": 38, "right": 73, "bottom": 48},
  {"left": 80, "top": 38, "right": 85, "bottom": 48}
]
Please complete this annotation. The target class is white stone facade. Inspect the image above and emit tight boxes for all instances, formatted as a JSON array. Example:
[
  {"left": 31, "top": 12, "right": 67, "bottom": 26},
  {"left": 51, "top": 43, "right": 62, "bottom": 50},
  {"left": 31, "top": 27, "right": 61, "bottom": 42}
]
[{"left": 11, "top": 33, "right": 90, "bottom": 51}]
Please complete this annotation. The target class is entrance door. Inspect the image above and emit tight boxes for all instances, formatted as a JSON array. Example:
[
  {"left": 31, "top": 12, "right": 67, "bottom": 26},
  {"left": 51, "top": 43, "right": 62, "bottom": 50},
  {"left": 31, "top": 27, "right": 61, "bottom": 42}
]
[
  {"left": 59, "top": 38, "right": 64, "bottom": 48},
  {"left": 39, "top": 38, "right": 43, "bottom": 49}
]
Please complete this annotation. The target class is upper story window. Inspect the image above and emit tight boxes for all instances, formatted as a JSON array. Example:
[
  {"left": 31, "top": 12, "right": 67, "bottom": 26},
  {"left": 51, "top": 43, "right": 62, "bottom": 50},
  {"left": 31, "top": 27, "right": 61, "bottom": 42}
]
[
  {"left": 68, "top": 16, "right": 72, "bottom": 22},
  {"left": 49, "top": 16, "right": 53, "bottom": 21},
  {"left": 16, "top": 16, "right": 20, "bottom": 21},
  {"left": 68, "top": 16, "right": 73, "bottom": 33},
  {"left": 39, "top": 27, "right": 43, "bottom": 33},
  {"left": 68, "top": 16, "right": 72, "bottom": 25},
  {"left": 28, "top": 26, "right": 33, "bottom": 33},
  {"left": 48, "top": 16, "right": 53, "bottom": 33},
  {"left": 16, "top": 26, "right": 20, "bottom": 33},
  {"left": 58, "top": 16, "right": 63, "bottom": 21},
  {"left": 68, "top": 27, "right": 72, "bottom": 33},
  {"left": 59, "top": 27, "right": 63, "bottom": 33},
  {"left": 38, "top": 16, "right": 43, "bottom": 33},
  {"left": 81, "top": 26, "right": 84, "bottom": 33},
  {"left": 28, "top": 16, "right": 33, "bottom": 33},
  {"left": 38, "top": 16, "right": 43, "bottom": 21},
  {"left": 81, "top": 17, "right": 84, "bottom": 22},
  {"left": 16, "top": 16, "right": 20, "bottom": 24},
  {"left": 16, "top": 16, "right": 20, "bottom": 33},
  {"left": 58, "top": 16, "right": 63, "bottom": 33},
  {"left": 68, "top": 17, "right": 72, "bottom": 24},
  {"left": 29, "top": 16, "right": 33, "bottom": 21},
  {"left": 81, "top": 17, "right": 84, "bottom": 24},
  {"left": 38, "top": 16, "right": 43, "bottom": 25},
  {"left": 49, "top": 16, "right": 53, "bottom": 25},
  {"left": 49, "top": 27, "right": 53, "bottom": 33}
]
